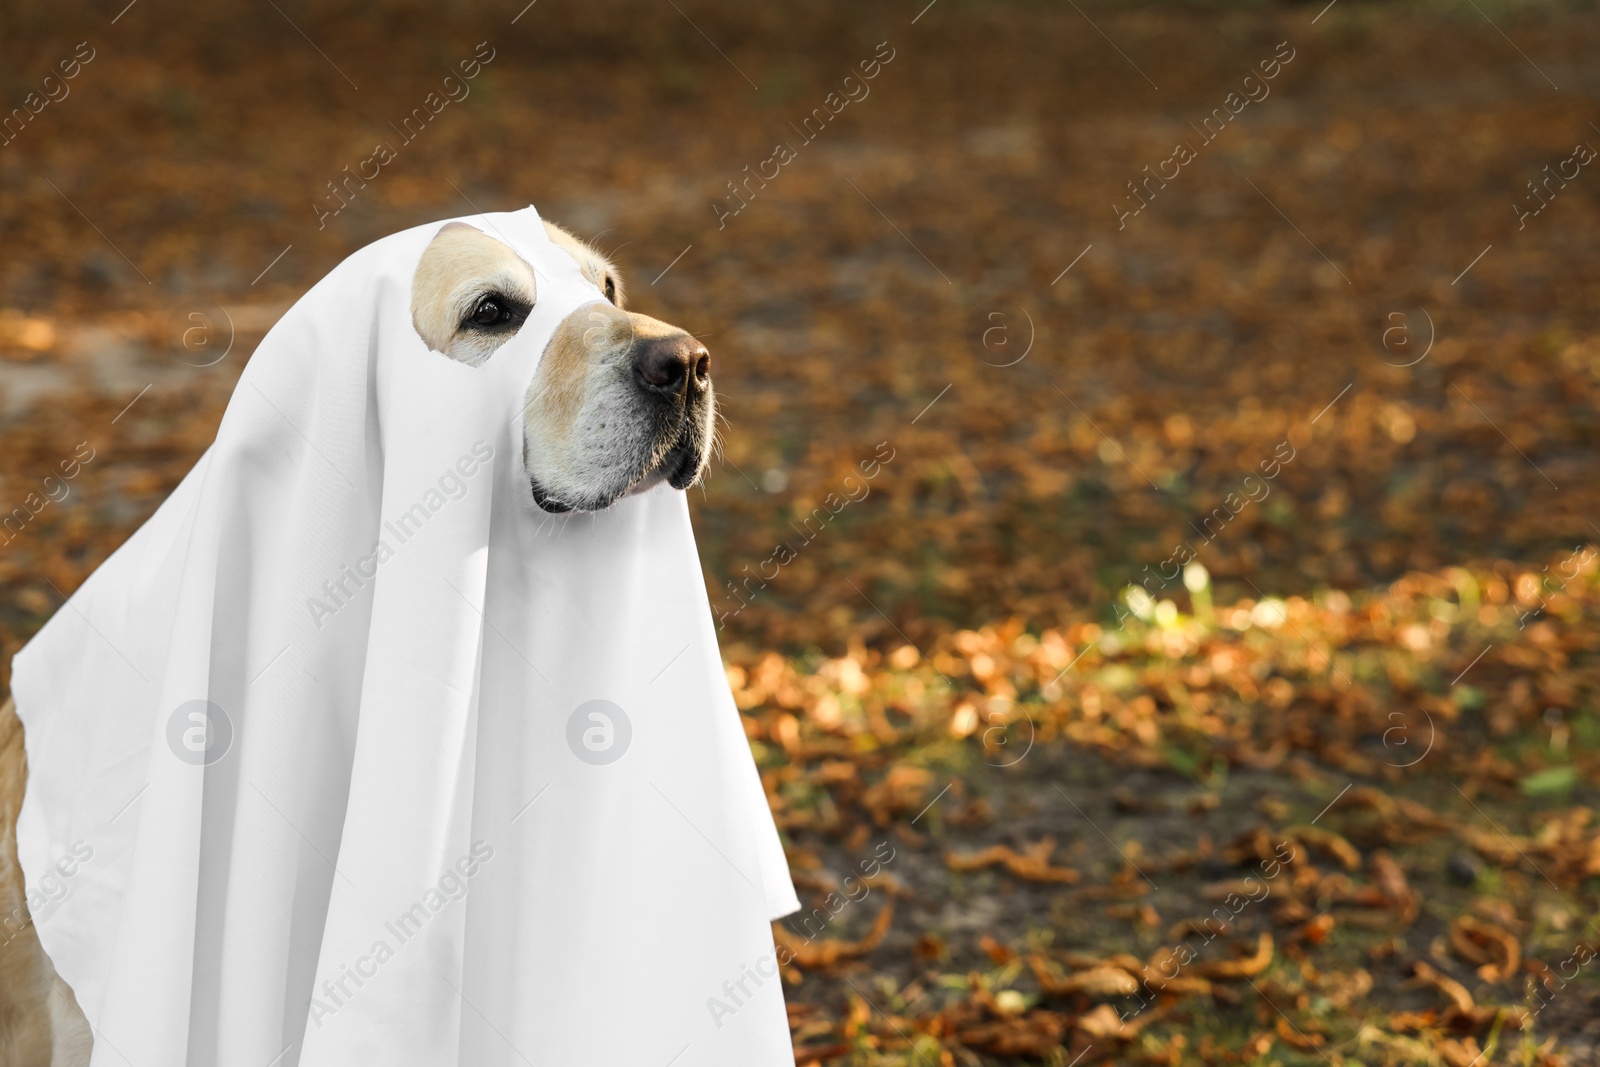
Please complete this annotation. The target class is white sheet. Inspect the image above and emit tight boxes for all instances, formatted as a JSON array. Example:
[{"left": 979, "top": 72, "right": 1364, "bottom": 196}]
[{"left": 12, "top": 206, "right": 799, "bottom": 1066}]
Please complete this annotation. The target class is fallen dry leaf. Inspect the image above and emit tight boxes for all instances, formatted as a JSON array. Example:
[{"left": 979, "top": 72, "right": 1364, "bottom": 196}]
[
  {"left": 1195, "top": 933, "right": 1274, "bottom": 980},
  {"left": 945, "top": 837, "right": 1080, "bottom": 884},
  {"left": 772, "top": 901, "right": 893, "bottom": 970},
  {"left": 1274, "top": 1016, "right": 1324, "bottom": 1051},
  {"left": 1451, "top": 915, "right": 1521, "bottom": 982},
  {"left": 1028, "top": 958, "right": 1140, "bottom": 998},
  {"left": 1411, "top": 961, "right": 1475, "bottom": 1015},
  {"left": 1288, "top": 825, "right": 1363, "bottom": 871}
]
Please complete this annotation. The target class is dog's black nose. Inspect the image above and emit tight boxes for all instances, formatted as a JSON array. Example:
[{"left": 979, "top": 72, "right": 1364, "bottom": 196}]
[{"left": 633, "top": 335, "right": 710, "bottom": 398}]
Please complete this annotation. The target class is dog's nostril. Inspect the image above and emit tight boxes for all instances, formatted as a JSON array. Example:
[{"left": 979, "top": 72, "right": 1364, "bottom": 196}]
[
  {"left": 633, "top": 336, "right": 707, "bottom": 397},
  {"left": 637, "top": 351, "right": 686, "bottom": 392}
]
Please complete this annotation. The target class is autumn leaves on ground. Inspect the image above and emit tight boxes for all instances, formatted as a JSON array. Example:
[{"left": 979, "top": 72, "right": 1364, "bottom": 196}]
[{"left": 2, "top": 0, "right": 1599, "bottom": 1063}]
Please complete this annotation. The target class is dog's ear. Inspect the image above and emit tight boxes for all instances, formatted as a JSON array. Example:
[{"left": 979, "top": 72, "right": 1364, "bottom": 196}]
[
  {"left": 541, "top": 220, "right": 625, "bottom": 310},
  {"left": 411, "top": 222, "right": 538, "bottom": 366}
]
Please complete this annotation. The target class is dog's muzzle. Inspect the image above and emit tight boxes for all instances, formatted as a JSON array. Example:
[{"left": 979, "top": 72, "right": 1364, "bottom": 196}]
[{"left": 525, "top": 311, "right": 715, "bottom": 514}]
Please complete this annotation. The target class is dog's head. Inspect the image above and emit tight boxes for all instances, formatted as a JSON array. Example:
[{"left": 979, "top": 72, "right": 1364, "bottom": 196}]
[{"left": 410, "top": 220, "right": 713, "bottom": 513}]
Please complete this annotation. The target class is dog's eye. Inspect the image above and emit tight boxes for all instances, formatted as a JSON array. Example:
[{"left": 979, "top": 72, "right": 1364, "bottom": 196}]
[
  {"left": 603, "top": 276, "right": 617, "bottom": 304},
  {"left": 470, "top": 296, "right": 511, "bottom": 327}
]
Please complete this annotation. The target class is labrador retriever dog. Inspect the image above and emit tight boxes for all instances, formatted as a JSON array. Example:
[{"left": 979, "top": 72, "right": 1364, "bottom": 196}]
[{"left": 0, "top": 219, "right": 714, "bottom": 1064}]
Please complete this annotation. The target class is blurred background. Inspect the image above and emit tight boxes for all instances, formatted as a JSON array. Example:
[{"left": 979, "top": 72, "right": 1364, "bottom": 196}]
[{"left": 4, "top": 0, "right": 1600, "bottom": 1062}]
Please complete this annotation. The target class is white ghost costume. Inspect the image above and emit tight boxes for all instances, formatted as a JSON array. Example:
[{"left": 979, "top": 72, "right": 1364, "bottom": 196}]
[{"left": 11, "top": 207, "right": 800, "bottom": 1066}]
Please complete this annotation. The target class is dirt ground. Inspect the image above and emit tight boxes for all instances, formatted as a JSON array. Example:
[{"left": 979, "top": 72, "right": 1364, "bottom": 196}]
[{"left": 3, "top": 0, "right": 1600, "bottom": 1063}]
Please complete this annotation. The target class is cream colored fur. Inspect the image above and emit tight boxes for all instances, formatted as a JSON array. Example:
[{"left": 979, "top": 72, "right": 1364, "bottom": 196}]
[
  {"left": 521, "top": 302, "right": 713, "bottom": 511},
  {"left": 410, "top": 220, "right": 624, "bottom": 365},
  {"left": 0, "top": 697, "right": 91, "bottom": 1066}
]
